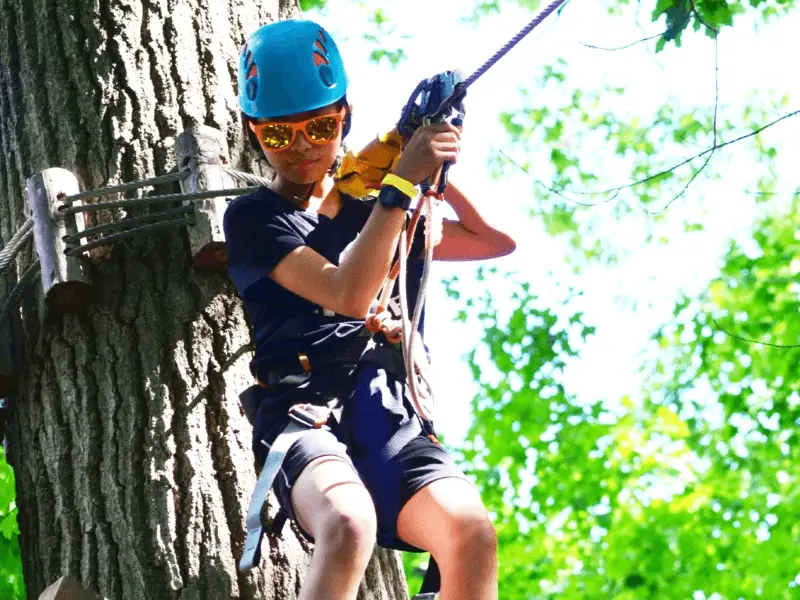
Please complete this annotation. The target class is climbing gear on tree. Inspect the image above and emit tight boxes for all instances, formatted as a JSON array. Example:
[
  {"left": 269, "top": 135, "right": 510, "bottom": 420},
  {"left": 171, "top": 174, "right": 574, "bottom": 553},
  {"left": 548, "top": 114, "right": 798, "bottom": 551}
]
[
  {"left": 239, "top": 20, "right": 350, "bottom": 129},
  {"left": 0, "top": 219, "right": 33, "bottom": 275}
]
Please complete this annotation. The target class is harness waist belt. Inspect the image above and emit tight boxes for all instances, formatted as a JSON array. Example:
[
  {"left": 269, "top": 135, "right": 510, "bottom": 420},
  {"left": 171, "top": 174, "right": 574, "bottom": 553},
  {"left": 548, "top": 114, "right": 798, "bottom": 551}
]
[{"left": 256, "top": 336, "right": 371, "bottom": 386}]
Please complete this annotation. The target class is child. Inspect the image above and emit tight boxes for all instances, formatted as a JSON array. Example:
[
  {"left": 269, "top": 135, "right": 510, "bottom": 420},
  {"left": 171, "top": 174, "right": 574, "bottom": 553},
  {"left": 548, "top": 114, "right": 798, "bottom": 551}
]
[{"left": 225, "top": 19, "right": 515, "bottom": 600}]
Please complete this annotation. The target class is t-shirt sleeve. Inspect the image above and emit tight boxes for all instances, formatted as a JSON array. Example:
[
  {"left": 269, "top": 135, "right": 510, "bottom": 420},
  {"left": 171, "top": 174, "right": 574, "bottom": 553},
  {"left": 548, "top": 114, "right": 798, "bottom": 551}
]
[
  {"left": 339, "top": 195, "right": 374, "bottom": 237},
  {"left": 223, "top": 199, "right": 304, "bottom": 295}
]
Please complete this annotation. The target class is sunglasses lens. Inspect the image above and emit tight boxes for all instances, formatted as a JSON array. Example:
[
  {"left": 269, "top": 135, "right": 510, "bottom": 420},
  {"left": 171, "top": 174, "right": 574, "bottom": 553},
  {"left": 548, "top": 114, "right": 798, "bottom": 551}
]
[
  {"left": 259, "top": 124, "right": 293, "bottom": 149},
  {"left": 306, "top": 116, "right": 340, "bottom": 143}
]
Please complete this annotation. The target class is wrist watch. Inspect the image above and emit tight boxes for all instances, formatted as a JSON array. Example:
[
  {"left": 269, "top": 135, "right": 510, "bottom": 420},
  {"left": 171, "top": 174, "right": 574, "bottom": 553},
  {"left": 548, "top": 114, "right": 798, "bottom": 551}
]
[
  {"left": 377, "top": 184, "right": 412, "bottom": 211},
  {"left": 378, "top": 173, "right": 417, "bottom": 211}
]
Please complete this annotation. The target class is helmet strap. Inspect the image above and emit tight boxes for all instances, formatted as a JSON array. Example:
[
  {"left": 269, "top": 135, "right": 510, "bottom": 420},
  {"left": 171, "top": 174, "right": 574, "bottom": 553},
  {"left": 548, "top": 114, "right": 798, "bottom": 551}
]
[{"left": 327, "top": 144, "right": 346, "bottom": 177}]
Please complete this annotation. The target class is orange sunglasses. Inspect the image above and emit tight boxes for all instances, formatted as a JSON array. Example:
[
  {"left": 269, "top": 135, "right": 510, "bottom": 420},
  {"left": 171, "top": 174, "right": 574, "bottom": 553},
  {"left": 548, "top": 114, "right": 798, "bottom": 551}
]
[{"left": 249, "top": 108, "right": 346, "bottom": 152}]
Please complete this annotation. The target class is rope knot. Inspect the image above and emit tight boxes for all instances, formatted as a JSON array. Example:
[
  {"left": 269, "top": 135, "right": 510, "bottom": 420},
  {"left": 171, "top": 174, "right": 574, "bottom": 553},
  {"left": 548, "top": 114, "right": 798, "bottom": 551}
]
[{"left": 365, "top": 309, "right": 404, "bottom": 344}]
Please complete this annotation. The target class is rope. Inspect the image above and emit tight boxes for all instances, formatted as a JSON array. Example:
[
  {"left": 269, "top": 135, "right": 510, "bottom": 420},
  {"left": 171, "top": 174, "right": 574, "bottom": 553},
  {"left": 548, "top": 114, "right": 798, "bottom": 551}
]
[
  {"left": 0, "top": 219, "right": 34, "bottom": 274},
  {"left": 224, "top": 169, "right": 271, "bottom": 187},
  {"left": 375, "top": 0, "right": 568, "bottom": 417},
  {"left": 404, "top": 195, "right": 441, "bottom": 419},
  {"left": 403, "top": 195, "right": 439, "bottom": 420},
  {"left": 463, "top": 0, "right": 568, "bottom": 88},
  {"left": 63, "top": 171, "right": 190, "bottom": 202},
  {"left": 64, "top": 217, "right": 196, "bottom": 257},
  {"left": 58, "top": 187, "right": 255, "bottom": 217},
  {"left": 61, "top": 206, "right": 195, "bottom": 245},
  {"left": 397, "top": 208, "right": 432, "bottom": 418},
  {"left": 0, "top": 260, "right": 41, "bottom": 325},
  {"left": 365, "top": 200, "right": 426, "bottom": 342},
  {"left": 364, "top": 191, "right": 439, "bottom": 421}
]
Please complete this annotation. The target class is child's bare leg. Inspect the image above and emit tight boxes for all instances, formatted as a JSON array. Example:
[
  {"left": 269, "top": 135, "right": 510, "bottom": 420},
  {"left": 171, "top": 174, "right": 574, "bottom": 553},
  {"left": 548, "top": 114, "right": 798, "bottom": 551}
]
[
  {"left": 291, "top": 456, "right": 377, "bottom": 600},
  {"left": 397, "top": 477, "right": 498, "bottom": 600}
]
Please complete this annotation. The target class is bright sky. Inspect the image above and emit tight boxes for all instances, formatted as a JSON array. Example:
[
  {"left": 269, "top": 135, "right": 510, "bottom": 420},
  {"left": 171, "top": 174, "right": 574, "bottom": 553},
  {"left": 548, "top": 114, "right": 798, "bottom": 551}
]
[{"left": 309, "top": 0, "right": 800, "bottom": 443}]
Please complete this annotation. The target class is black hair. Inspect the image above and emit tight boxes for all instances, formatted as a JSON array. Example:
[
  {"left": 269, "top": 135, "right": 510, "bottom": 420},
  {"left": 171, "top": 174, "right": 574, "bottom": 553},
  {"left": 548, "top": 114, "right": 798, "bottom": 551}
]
[{"left": 241, "top": 111, "right": 267, "bottom": 161}]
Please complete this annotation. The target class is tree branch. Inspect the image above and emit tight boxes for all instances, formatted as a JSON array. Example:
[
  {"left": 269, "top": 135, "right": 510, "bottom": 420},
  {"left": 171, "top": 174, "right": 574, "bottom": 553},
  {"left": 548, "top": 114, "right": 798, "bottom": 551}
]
[
  {"left": 504, "top": 18, "right": 799, "bottom": 216},
  {"left": 498, "top": 149, "right": 622, "bottom": 208},
  {"left": 744, "top": 189, "right": 800, "bottom": 197},
  {"left": 504, "top": 108, "right": 799, "bottom": 206},
  {"left": 601, "top": 108, "right": 798, "bottom": 195},
  {"left": 579, "top": 32, "right": 665, "bottom": 52},
  {"left": 712, "top": 319, "right": 800, "bottom": 349},
  {"left": 579, "top": 14, "right": 694, "bottom": 52},
  {"left": 646, "top": 34, "right": 719, "bottom": 215},
  {"left": 689, "top": 0, "right": 719, "bottom": 35}
]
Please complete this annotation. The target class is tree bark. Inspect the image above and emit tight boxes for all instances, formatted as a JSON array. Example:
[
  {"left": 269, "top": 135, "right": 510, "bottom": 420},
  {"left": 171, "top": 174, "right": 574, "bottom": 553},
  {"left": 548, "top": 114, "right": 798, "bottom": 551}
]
[{"left": 0, "top": 1, "right": 409, "bottom": 599}]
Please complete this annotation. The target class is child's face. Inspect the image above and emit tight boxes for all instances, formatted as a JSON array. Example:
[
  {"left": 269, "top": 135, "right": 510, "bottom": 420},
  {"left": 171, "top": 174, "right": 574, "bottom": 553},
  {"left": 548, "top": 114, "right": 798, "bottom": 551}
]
[{"left": 253, "top": 103, "right": 345, "bottom": 185}]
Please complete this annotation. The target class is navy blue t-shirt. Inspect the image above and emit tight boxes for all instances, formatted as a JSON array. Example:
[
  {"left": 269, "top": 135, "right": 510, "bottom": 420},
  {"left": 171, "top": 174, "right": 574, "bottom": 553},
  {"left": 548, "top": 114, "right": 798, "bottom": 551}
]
[{"left": 223, "top": 187, "right": 426, "bottom": 382}]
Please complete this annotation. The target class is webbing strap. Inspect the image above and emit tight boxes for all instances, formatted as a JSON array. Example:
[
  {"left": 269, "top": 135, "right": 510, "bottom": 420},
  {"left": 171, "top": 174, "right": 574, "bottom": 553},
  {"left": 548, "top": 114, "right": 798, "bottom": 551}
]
[
  {"left": 239, "top": 420, "right": 307, "bottom": 571},
  {"left": 412, "top": 555, "right": 441, "bottom": 599}
]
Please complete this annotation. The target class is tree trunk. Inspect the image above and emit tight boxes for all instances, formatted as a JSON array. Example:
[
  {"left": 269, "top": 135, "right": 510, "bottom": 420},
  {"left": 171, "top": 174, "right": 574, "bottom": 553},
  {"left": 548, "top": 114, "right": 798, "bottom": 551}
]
[{"left": 0, "top": 1, "right": 409, "bottom": 599}]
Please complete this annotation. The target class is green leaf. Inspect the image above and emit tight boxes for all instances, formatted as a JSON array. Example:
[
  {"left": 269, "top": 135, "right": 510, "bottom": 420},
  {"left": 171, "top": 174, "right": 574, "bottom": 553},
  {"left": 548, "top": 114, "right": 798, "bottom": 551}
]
[{"left": 299, "top": 0, "right": 327, "bottom": 11}]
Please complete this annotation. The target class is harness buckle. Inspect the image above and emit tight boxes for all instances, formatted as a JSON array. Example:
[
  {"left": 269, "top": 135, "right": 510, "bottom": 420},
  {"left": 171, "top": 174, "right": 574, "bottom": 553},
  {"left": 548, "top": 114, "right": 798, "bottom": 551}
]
[{"left": 288, "top": 403, "right": 330, "bottom": 429}]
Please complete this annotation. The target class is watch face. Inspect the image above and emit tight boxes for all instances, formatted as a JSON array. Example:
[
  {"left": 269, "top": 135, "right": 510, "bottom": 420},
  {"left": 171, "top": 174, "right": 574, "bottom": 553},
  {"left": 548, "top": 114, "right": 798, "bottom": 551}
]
[{"left": 379, "top": 185, "right": 411, "bottom": 210}]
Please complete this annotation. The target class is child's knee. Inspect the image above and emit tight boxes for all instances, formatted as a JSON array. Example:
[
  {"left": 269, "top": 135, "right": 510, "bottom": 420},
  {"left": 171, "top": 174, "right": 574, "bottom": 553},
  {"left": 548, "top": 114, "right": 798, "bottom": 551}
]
[
  {"left": 317, "top": 498, "right": 378, "bottom": 559},
  {"left": 292, "top": 456, "right": 377, "bottom": 559},
  {"left": 433, "top": 509, "right": 497, "bottom": 571},
  {"left": 449, "top": 513, "right": 497, "bottom": 558}
]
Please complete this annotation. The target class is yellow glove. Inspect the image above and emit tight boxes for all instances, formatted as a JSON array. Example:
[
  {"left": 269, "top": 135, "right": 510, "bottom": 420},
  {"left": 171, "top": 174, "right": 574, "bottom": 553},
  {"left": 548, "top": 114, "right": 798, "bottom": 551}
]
[{"left": 335, "top": 129, "right": 404, "bottom": 198}]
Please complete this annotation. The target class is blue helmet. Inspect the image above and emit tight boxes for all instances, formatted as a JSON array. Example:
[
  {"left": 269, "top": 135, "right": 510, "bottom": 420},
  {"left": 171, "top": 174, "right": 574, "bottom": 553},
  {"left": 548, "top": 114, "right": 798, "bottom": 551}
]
[{"left": 239, "top": 20, "right": 349, "bottom": 121}]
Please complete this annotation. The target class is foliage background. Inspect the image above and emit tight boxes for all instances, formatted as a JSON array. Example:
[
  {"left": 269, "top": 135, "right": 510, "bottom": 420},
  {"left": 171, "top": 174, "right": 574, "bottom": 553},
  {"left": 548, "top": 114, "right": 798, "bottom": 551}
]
[{"left": 0, "top": 446, "right": 23, "bottom": 598}]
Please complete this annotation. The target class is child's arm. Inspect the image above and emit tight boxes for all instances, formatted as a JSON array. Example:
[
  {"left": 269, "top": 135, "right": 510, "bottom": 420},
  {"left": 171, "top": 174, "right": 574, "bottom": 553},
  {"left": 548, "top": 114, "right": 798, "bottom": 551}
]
[
  {"left": 434, "top": 181, "right": 516, "bottom": 261},
  {"left": 270, "top": 123, "right": 461, "bottom": 318}
]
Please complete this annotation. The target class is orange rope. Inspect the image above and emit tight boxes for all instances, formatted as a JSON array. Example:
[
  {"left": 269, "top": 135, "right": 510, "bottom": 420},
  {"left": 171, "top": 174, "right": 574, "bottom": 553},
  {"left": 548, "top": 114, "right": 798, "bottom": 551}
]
[
  {"left": 364, "top": 309, "right": 404, "bottom": 343},
  {"left": 365, "top": 165, "right": 444, "bottom": 422},
  {"left": 387, "top": 202, "right": 424, "bottom": 281}
]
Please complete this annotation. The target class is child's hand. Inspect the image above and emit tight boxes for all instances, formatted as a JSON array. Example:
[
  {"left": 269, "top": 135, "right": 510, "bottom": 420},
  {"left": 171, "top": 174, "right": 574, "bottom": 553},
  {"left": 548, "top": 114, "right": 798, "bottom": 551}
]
[{"left": 391, "top": 122, "right": 461, "bottom": 185}]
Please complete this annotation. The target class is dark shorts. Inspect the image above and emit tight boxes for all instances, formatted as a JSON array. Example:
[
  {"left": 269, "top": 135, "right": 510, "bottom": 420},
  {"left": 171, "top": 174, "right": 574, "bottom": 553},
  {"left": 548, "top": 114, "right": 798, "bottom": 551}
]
[{"left": 254, "top": 362, "right": 467, "bottom": 550}]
